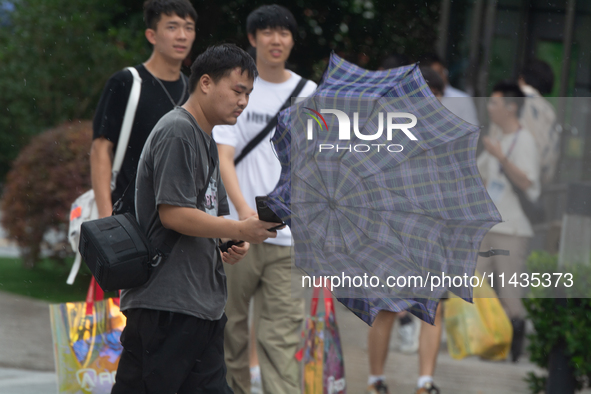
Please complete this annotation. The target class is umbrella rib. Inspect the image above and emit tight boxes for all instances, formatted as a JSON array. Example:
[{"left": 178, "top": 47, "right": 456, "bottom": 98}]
[
  {"left": 292, "top": 185, "right": 329, "bottom": 203},
  {"left": 336, "top": 205, "right": 493, "bottom": 254},
  {"left": 300, "top": 156, "right": 331, "bottom": 199},
  {"left": 293, "top": 170, "right": 330, "bottom": 201},
  {"left": 337, "top": 203, "right": 499, "bottom": 227},
  {"left": 331, "top": 207, "right": 420, "bottom": 273},
  {"left": 333, "top": 145, "right": 479, "bottom": 211}
]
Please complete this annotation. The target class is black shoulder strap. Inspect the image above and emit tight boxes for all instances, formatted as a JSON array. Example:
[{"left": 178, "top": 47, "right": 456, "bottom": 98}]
[
  {"left": 234, "top": 78, "right": 309, "bottom": 166},
  {"left": 156, "top": 141, "right": 219, "bottom": 257}
]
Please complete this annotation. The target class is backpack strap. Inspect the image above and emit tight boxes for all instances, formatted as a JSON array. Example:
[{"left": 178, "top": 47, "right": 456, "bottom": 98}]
[
  {"left": 67, "top": 67, "right": 141, "bottom": 285},
  {"left": 111, "top": 67, "right": 142, "bottom": 191},
  {"left": 234, "top": 78, "right": 309, "bottom": 166}
]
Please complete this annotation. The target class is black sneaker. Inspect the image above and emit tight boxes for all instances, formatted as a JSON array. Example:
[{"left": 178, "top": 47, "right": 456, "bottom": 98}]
[{"left": 366, "top": 380, "right": 389, "bottom": 394}]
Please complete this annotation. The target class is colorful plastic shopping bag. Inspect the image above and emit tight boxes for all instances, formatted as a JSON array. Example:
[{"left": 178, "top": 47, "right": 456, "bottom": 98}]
[
  {"left": 301, "top": 287, "right": 346, "bottom": 394},
  {"left": 49, "top": 278, "right": 126, "bottom": 393},
  {"left": 444, "top": 272, "right": 513, "bottom": 360}
]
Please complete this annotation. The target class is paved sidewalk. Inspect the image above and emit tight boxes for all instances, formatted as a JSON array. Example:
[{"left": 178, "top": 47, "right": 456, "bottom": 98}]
[
  {"left": 0, "top": 290, "right": 57, "bottom": 394},
  {"left": 1, "top": 284, "right": 589, "bottom": 393},
  {"left": 335, "top": 301, "right": 540, "bottom": 394},
  {"left": 0, "top": 368, "right": 56, "bottom": 394},
  {"left": 0, "top": 291, "right": 54, "bottom": 371}
]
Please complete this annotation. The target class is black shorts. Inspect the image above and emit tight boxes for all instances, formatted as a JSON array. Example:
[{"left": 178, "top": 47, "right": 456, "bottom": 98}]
[{"left": 111, "top": 308, "right": 233, "bottom": 394}]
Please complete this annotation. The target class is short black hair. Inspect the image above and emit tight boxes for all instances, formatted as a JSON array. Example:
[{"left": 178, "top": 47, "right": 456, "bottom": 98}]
[
  {"left": 420, "top": 66, "right": 444, "bottom": 96},
  {"left": 421, "top": 52, "right": 446, "bottom": 68},
  {"left": 143, "top": 0, "right": 197, "bottom": 30},
  {"left": 492, "top": 80, "right": 526, "bottom": 116},
  {"left": 380, "top": 54, "right": 411, "bottom": 70},
  {"left": 520, "top": 59, "right": 554, "bottom": 95},
  {"left": 189, "top": 44, "right": 258, "bottom": 93},
  {"left": 246, "top": 5, "right": 298, "bottom": 39}
]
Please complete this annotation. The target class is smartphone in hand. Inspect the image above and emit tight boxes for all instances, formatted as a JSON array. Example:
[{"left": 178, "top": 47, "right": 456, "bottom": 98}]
[
  {"left": 219, "top": 240, "right": 245, "bottom": 253},
  {"left": 255, "top": 196, "right": 285, "bottom": 232}
]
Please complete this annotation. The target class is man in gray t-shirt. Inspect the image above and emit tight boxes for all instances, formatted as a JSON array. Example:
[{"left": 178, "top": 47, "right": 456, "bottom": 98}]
[
  {"left": 123, "top": 105, "right": 231, "bottom": 320},
  {"left": 112, "top": 44, "right": 280, "bottom": 394}
]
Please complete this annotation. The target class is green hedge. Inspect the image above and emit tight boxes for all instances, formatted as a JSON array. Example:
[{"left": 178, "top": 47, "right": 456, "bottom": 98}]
[
  {"left": 0, "top": 121, "right": 93, "bottom": 268},
  {"left": 524, "top": 251, "right": 591, "bottom": 393}
]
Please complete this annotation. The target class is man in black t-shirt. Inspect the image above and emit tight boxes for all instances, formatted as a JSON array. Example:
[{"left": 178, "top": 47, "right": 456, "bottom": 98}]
[{"left": 91, "top": 0, "right": 197, "bottom": 218}]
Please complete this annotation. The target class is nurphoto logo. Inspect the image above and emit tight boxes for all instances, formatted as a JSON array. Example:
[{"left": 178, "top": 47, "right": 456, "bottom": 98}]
[
  {"left": 76, "top": 368, "right": 116, "bottom": 391},
  {"left": 304, "top": 107, "right": 418, "bottom": 153}
]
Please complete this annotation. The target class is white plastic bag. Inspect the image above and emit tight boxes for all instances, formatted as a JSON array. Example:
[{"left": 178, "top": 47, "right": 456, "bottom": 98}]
[{"left": 67, "top": 189, "right": 98, "bottom": 284}]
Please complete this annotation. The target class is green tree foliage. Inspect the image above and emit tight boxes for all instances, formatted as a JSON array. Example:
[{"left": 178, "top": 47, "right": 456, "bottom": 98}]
[
  {"left": 0, "top": 0, "right": 148, "bottom": 180},
  {"left": 190, "top": 0, "right": 441, "bottom": 80},
  {"left": 0, "top": 0, "right": 439, "bottom": 181},
  {"left": 1, "top": 121, "right": 93, "bottom": 268}
]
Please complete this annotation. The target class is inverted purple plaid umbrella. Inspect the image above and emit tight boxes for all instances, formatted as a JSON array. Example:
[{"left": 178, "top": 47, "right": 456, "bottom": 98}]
[{"left": 268, "top": 54, "right": 501, "bottom": 325}]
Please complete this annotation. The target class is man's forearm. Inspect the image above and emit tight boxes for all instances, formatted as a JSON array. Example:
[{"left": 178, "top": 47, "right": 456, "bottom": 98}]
[
  {"left": 159, "top": 204, "right": 278, "bottom": 245},
  {"left": 159, "top": 205, "right": 242, "bottom": 239},
  {"left": 217, "top": 145, "right": 252, "bottom": 215},
  {"left": 90, "top": 139, "right": 114, "bottom": 218},
  {"left": 222, "top": 164, "right": 251, "bottom": 213}
]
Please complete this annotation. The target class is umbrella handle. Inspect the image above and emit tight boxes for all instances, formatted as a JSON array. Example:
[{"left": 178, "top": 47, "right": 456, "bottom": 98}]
[
  {"left": 478, "top": 248, "right": 510, "bottom": 257},
  {"left": 310, "top": 286, "right": 335, "bottom": 317}
]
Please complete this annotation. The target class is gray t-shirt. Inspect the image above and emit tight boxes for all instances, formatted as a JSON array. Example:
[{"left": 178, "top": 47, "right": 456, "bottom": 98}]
[{"left": 120, "top": 107, "right": 230, "bottom": 320}]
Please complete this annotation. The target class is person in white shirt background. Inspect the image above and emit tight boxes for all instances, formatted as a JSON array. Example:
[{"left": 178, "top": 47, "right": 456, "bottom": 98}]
[
  {"left": 476, "top": 80, "right": 541, "bottom": 363},
  {"left": 422, "top": 53, "right": 480, "bottom": 126},
  {"left": 489, "top": 59, "right": 558, "bottom": 186},
  {"left": 213, "top": 5, "right": 317, "bottom": 394}
]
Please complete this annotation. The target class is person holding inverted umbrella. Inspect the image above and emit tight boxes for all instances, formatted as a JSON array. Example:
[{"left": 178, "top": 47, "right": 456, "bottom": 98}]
[{"left": 269, "top": 53, "right": 502, "bottom": 324}]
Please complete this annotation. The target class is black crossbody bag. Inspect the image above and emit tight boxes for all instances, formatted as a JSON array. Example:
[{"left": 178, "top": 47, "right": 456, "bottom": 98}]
[
  {"left": 234, "top": 78, "right": 308, "bottom": 166},
  {"left": 79, "top": 142, "right": 218, "bottom": 292},
  {"left": 504, "top": 175, "right": 545, "bottom": 225}
]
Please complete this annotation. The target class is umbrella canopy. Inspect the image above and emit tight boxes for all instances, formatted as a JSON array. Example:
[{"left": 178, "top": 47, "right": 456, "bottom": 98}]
[{"left": 268, "top": 54, "right": 501, "bottom": 325}]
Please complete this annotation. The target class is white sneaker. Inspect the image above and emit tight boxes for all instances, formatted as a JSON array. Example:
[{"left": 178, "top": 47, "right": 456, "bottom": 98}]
[{"left": 397, "top": 317, "right": 419, "bottom": 354}]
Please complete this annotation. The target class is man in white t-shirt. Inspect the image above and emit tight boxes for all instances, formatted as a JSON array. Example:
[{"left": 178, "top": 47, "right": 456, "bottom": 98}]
[
  {"left": 213, "top": 5, "right": 317, "bottom": 394},
  {"left": 476, "top": 81, "right": 540, "bottom": 363},
  {"left": 489, "top": 59, "right": 558, "bottom": 185}
]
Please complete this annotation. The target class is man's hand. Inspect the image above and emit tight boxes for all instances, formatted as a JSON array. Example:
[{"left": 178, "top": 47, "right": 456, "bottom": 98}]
[
  {"left": 221, "top": 241, "right": 250, "bottom": 265},
  {"left": 238, "top": 216, "right": 280, "bottom": 244}
]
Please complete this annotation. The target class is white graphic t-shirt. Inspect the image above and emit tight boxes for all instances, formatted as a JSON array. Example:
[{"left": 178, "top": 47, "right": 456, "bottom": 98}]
[{"left": 213, "top": 71, "right": 317, "bottom": 246}]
